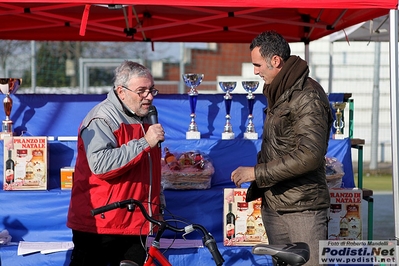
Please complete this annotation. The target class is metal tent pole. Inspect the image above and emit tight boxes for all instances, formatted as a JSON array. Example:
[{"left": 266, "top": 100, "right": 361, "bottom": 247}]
[
  {"left": 389, "top": 9, "right": 399, "bottom": 243},
  {"left": 370, "top": 42, "right": 381, "bottom": 170}
]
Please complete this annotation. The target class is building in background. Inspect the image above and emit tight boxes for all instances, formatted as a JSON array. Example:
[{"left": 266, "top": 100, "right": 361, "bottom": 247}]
[{"left": 5, "top": 38, "right": 392, "bottom": 165}]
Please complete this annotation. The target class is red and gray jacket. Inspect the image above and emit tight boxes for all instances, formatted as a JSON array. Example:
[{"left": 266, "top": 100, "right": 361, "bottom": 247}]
[{"left": 67, "top": 90, "right": 162, "bottom": 235}]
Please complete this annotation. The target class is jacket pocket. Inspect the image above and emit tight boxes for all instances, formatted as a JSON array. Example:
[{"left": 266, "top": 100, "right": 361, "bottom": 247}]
[{"left": 268, "top": 182, "right": 318, "bottom": 211}]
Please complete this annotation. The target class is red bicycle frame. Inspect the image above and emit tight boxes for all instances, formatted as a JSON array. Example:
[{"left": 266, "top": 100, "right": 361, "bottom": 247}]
[
  {"left": 91, "top": 198, "right": 224, "bottom": 266},
  {"left": 144, "top": 244, "right": 172, "bottom": 266}
]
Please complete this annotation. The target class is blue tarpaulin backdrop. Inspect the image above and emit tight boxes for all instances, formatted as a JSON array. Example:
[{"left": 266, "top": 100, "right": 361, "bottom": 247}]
[{"left": 0, "top": 93, "right": 353, "bottom": 266}]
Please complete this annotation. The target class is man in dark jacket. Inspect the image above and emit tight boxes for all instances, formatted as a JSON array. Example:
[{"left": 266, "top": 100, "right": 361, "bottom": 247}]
[{"left": 231, "top": 31, "right": 333, "bottom": 265}]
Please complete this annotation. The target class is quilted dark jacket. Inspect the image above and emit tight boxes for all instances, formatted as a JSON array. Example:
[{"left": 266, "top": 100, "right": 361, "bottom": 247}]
[{"left": 247, "top": 67, "right": 333, "bottom": 212}]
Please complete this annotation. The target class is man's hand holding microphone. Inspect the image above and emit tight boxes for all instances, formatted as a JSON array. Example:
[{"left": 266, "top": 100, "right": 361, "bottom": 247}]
[{"left": 145, "top": 105, "right": 165, "bottom": 148}]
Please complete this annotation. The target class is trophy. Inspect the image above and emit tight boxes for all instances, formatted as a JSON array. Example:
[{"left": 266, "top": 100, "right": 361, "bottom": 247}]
[
  {"left": 219, "top": 81, "right": 236, "bottom": 140},
  {"left": 332, "top": 102, "right": 346, "bottom": 139},
  {"left": 242, "top": 81, "right": 259, "bottom": 140},
  {"left": 0, "top": 78, "right": 22, "bottom": 139},
  {"left": 182, "top": 73, "right": 204, "bottom": 139}
]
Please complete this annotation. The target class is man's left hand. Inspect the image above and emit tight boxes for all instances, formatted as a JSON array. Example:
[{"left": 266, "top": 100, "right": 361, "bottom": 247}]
[{"left": 231, "top": 166, "right": 255, "bottom": 188}]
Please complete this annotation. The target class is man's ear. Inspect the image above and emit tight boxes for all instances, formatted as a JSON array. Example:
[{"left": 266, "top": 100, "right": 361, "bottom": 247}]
[
  {"left": 271, "top": 55, "right": 283, "bottom": 69},
  {"left": 115, "top": 86, "right": 125, "bottom": 99}
]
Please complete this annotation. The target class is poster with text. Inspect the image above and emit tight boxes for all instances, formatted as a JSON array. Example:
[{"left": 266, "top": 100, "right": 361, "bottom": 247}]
[
  {"left": 223, "top": 188, "right": 268, "bottom": 246},
  {"left": 328, "top": 188, "right": 362, "bottom": 240},
  {"left": 3, "top": 136, "right": 48, "bottom": 191}
]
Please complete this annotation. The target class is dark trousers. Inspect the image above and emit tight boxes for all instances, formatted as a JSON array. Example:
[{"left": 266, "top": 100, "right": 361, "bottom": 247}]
[
  {"left": 69, "top": 230, "right": 147, "bottom": 266},
  {"left": 261, "top": 205, "right": 328, "bottom": 266}
]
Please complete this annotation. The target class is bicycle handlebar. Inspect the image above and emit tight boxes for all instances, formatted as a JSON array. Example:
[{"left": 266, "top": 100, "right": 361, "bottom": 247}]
[{"left": 91, "top": 199, "right": 224, "bottom": 266}]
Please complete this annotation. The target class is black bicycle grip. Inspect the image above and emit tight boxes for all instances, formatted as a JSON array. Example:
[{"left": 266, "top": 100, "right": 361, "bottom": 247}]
[
  {"left": 91, "top": 201, "right": 122, "bottom": 216},
  {"left": 204, "top": 237, "right": 224, "bottom": 266}
]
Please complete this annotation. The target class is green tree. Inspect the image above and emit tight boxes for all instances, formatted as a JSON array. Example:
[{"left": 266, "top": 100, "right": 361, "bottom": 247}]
[
  {"left": 35, "top": 42, "right": 69, "bottom": 87},
  {"left": 19, "top": 40, "right": 172, "bottom": 92}
]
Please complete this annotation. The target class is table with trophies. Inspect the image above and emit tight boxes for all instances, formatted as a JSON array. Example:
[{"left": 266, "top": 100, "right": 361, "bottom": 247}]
[{"left": 0, "top": 76, "right": 356, "bottom": 265}]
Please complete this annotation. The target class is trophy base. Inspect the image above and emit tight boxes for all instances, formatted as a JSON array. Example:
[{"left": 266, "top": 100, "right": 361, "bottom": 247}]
[
  {"left": 186, "top": 131, "right": 201, "bottom": 139},
  {"left": 333, "top": 134, "right": 346, "bottom": 140},
  {"left": 244, "top": 132, "right": 258, "bottom": 140},
  {"left": 0, "top": 131, "right": 13, "bottom": 140},
  {"left": 222, "top": 132, "right": 235, "bottom": 140}
]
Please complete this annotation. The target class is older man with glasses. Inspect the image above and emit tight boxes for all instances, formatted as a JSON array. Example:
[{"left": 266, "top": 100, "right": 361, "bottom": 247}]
[{"left": 67, "top": 60, "right": 165, "bottom": 266}]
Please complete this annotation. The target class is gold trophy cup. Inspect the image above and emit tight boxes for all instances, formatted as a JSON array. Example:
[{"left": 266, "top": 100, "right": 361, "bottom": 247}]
[
  {"left": 332, "top": 102, "right": 346, "bottom": 139},
  {"left": 0, "top": 78, "right": 22, "bottom": 139}
]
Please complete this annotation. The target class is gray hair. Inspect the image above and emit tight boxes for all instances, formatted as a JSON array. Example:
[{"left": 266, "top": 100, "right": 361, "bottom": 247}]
[
  {"left": 250, "top": 31, "right": 291, "bottom": 63},
  {"left": 113, "top": 60, "right": 153, "bottom": 88}
]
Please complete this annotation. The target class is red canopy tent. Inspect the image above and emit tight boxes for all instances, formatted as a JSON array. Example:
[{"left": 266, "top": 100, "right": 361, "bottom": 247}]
[
  {"left": 1, "top": 0, "right": 399, "bottom": 245},
  {"left": 0, "top": 0, "right": 396, "bottom": 43}
]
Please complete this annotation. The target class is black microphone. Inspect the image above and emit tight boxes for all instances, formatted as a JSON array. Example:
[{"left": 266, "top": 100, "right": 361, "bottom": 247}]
[
  {"left": 148, "top": 105, "right": 162, "bottom": 147},
  {"left": 148, "top": 105, "right": 158, "bottom": 124}
]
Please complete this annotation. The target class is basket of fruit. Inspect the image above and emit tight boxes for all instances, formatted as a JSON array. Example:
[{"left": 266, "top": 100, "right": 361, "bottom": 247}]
[
  {"left": 161, "top": 147, "right": 214, "bottom": 190},
  {"left": 325, "top": 156, "right": 344, "bottom": 188}
]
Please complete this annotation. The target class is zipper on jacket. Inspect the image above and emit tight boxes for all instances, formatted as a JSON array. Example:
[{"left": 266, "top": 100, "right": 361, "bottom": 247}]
[
  {"left": 140, "top": 123, "right": 154, "bottom": 233},
  {"left": 100, "top": 189, "right": 114, "bottom": 219}
]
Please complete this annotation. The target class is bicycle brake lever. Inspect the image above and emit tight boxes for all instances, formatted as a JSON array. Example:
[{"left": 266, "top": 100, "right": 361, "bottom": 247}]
[{"left": 182, "top": 224, "right": 195, "bottom": 239}]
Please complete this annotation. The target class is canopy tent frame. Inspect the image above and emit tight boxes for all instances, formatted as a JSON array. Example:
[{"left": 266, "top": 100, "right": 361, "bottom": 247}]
[
  {"left": 0, "top": 1, "right": 395, "bottom": 43},
  {"left": 389, "top": 9, "right": 399, "bottom": 244},
  {"left": 0, "top": 0, "right": 398, "bottom": 243}
]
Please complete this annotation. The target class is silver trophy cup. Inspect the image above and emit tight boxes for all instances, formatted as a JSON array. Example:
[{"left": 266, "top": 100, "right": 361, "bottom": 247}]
[
  {"left": 219, "top": 81, "right": 236, "bottom": 140},
  {"left": 242, "top": 81, "right": 259, "bottom": 140},
  {"left": 182, "top": 73, "right": 204, "bottom": 139}
]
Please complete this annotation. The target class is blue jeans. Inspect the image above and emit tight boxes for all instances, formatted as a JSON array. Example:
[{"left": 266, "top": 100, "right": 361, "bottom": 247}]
[{"left": 261, "top": 205, "right": 328, "bottom": 266}]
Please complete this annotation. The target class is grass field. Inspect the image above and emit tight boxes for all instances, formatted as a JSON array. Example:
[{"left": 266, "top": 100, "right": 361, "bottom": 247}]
[{"left": 354, "top": 173, "right": 393, "bottom": 192}]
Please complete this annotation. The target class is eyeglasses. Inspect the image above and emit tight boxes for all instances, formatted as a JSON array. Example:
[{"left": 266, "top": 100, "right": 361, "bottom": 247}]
[{"left": 121, "top": 85, "right": 159, "bottom": 98}]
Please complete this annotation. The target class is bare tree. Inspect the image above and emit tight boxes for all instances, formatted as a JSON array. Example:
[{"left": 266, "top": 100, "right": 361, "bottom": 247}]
[{"left": 0, "top": 40, "right": 30, "bottom": 77}]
